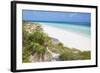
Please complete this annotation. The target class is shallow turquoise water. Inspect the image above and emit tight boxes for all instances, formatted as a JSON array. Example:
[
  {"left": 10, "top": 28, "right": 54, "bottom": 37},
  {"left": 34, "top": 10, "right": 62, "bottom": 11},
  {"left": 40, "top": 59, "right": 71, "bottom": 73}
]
[{"left": 37, "top": 22, "right": 91, "bottom": 38}]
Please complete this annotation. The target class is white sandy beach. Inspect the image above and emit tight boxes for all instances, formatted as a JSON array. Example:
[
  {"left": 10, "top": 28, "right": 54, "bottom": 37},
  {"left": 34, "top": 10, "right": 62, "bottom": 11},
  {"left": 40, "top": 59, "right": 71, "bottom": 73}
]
[{"left": 42, "top": 24, "right": 91, "bottom": 51}]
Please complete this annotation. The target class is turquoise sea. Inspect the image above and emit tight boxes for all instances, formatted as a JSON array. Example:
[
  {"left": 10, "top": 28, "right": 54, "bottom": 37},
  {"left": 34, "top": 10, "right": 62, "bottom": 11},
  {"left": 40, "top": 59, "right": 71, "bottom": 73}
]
[{"left": 35, "top": 22, "right": 91, "bottom": 38}]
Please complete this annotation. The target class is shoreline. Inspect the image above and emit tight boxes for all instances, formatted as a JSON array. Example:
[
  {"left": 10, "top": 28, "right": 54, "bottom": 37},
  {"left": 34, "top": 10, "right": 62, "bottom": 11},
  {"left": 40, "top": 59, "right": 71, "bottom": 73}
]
[{"left": 41, "top": 24, "right": 91, "bottom": 51}]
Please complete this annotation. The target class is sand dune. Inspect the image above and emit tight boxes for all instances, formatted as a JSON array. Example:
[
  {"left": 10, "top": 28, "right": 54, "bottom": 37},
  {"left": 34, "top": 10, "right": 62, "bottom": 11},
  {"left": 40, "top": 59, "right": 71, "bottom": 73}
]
[{"left": 42, "top": 24, "right": 91, "bottom": 51}]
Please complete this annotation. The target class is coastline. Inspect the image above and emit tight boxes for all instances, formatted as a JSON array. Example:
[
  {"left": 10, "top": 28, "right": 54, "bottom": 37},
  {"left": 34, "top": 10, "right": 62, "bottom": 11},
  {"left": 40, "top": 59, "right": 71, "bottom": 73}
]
[{"left": 41, "top": 24, "right": 91, "bottom": 51}]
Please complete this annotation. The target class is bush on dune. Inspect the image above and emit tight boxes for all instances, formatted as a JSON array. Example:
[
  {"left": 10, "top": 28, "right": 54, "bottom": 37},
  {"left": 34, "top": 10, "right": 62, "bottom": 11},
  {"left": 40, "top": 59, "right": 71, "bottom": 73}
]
[
  {"left": 22, "top": 22, "right": 52, "bottom": 62},
  {"left": 80, "top": 51, "right": 91, "bottom": 60},
  {"left": 59, "top": 49, "right": 91, "bottom": 61}
]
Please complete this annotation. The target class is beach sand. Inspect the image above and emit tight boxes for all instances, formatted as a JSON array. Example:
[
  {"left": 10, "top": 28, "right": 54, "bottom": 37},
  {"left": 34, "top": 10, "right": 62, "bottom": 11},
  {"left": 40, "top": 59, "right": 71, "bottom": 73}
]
[{"left": 42, "top": 24, "right": 91, "bottom": 51}]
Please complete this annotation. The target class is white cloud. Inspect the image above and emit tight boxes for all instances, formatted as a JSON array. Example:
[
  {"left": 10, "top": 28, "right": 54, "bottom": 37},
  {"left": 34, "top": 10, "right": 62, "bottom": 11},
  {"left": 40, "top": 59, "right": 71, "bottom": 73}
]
[{"left": 69, "top": 13, "right": 77, "bottom": 17}]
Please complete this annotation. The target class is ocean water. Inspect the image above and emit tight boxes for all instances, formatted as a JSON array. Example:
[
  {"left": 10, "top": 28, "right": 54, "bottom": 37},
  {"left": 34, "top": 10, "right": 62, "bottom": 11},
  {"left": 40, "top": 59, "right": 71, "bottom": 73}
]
[{"left": 37, "top": 22, "right": 91, "bottom": 38}]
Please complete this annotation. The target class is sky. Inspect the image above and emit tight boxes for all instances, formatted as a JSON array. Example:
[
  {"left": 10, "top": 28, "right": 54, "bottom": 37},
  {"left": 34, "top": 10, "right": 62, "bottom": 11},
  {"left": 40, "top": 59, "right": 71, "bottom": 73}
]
[{"left": 22, "top": 10, "right": 91, "bottom": 25}]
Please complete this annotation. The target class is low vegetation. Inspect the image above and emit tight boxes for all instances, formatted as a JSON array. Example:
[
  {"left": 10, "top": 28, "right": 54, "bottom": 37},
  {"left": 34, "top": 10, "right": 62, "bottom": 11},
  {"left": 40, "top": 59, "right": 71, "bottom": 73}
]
[{"left": 22, "top": 21, "right": 91, "bottom": 63}]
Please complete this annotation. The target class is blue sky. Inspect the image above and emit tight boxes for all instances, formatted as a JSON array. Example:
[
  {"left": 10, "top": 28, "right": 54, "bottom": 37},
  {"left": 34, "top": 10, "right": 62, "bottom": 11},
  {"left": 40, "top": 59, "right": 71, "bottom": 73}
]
[{"left": 22, "top": 10, "right": 91, "bottom": 24}]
